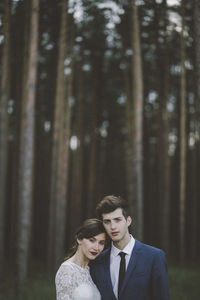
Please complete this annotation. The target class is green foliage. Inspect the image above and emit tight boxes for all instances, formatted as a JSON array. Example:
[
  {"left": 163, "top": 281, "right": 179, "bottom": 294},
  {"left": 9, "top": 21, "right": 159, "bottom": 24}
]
[
  {"left": 0, "top": 274, "right": 56, "bottom": 300},
  {"left": 168, "top": 266, "right": 200, "bottom": 300},
  {"left": 0, "top": 266, "right": 200, "bottom": 300},
  {"left": 26, "top": 278, "right": 56, "bottom": 300}
]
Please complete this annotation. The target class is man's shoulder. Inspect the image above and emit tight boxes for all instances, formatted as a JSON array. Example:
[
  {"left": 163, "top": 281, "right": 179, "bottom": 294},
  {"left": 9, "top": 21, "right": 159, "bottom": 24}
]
[
  {"left": 90, "top": 247, "right": 110, "bottom": 267},
  {"left": 136, "top": 240, "right": 165, "bottom": 257},
  {"left": 96, "top": 247, "right": 111, "bottom": 261}
]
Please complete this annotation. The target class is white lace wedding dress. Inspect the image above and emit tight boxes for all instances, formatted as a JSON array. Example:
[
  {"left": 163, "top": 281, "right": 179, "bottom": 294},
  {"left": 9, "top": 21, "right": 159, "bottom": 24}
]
[{"left": 55, "top": 261, "right": 101, "bottom": 300}]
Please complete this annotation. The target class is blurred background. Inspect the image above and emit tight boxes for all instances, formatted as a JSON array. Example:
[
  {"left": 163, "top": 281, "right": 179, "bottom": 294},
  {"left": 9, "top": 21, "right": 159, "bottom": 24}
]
[{"left": 0, "top": 0, "right": 200, "bottom": 299}]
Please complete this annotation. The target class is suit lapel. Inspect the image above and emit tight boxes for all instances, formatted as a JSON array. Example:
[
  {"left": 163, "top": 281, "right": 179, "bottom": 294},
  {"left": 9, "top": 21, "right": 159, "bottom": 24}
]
[
  {"left": 101, "top": 249, "right": 117, "bottom": 300},
  {"left": 119, "top": 240, "right": 142, "bottom": 297}
]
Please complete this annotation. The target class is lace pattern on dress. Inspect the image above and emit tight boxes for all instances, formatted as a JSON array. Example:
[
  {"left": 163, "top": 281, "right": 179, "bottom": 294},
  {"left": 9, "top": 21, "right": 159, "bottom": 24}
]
[{"left": 55, "top": 261, "right": 101, "bottom": 300}]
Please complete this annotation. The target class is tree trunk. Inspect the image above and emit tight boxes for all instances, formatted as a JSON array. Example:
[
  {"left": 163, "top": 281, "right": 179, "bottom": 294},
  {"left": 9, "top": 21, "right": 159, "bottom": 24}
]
[
  {"left": 130, "top": 0, "right": 144, "bottom": 241},
  {"left": 87, "top": 54, "right": 103, "bottom": 217},
  {"left": 0, "top": 0, "right": 11, "bottom": 278},
  {"left": 55, "top": 4, "right": 73, "bottom": 269},
  {"left": 191, "top": 0, "right": 200, "bottom": 259},
  {"left": 16, "top": 0, "right": 39, "bottom": 298},
  {"left": 154, "top": 0, "right": 170, "bottom": 254},
  {"left": 48, "top": 0, "right": 71, "bottom": 272},
  {"left": 9, "top": 0, "right": 30, "bottom": 266},
  {"left": 179, "top": 1, "right": 187, "bottom": 263},
  {"left": 70, "top": 53, "right": 84, "bottom": 231},
  {"left": 123, "top": 36, "right": 135, "bottom": 222},
  {"left": 87, "top": 101, "right": 98, "bottom": 216}
]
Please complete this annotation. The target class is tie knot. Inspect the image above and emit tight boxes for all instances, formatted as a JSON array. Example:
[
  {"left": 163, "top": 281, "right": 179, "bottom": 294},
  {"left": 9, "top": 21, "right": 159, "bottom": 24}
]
[{"left": 119, "top": 252, "right": 126, "bottom": 258}]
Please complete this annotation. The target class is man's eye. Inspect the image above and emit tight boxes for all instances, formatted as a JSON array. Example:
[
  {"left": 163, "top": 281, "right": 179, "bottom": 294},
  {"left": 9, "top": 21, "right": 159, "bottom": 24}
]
[
  {"left": 115, "top": 218, "right": 122, "bottom": 222},
  {"left": 103, "top": 220, "right": 109, "bottom": 225}
]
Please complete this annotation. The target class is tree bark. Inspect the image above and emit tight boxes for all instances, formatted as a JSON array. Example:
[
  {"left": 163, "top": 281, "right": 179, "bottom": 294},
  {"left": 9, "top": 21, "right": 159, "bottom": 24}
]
[
  {"left": 8, "top": 0, "right": 30, "bottom": 266},
  {"left": 55, "top": 5, "right": 73, "bottom": 269},
  {"left": 0, "top": 0, "right": 11, "bottom": 278},
  {"left": 179, "top": 0, "right": 187, "bottom": 263},
  {"left": 154, "top": 0, "right": 170, "bottom": 254},
  {"left": 87, "top": 53, "right": 103, "bottom": 217},
  {"left": 130, "top": 0, "right": 144, "bottom": 240},
  {"left": 70, "top": 52, "right": 84, "bottom": 232},
  {"left": 16, "top": 0, "right": 39, "bottom": 298},
  {"left": 48, "top": 0, "right": 71, "bottom": 272},
  {"left": 191, "top": 0, "right": 200, "bottom": 259}
]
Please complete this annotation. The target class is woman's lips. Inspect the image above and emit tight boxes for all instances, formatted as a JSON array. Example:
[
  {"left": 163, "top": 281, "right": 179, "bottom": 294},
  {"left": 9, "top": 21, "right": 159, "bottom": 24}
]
[{"left": 90, "top": 251, "right": 98, "bottom": 256}]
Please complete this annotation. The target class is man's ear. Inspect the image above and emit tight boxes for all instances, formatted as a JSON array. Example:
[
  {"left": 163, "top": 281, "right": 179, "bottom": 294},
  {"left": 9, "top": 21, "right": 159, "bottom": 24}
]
[{"left": 127, "top": 216, "right": 132, "bottom": 227}]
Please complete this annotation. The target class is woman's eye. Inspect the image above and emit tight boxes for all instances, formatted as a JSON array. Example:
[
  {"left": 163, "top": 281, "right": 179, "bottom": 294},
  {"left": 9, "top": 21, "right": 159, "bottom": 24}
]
[{"left": 100, "top": 241, "right": 105, "bottom": 245}]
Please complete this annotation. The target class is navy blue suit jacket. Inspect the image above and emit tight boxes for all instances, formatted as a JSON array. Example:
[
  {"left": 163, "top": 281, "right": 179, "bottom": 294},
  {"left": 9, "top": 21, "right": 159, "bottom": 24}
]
[{"left": 90, "top": 240, "right": 169, "bottom": 300}]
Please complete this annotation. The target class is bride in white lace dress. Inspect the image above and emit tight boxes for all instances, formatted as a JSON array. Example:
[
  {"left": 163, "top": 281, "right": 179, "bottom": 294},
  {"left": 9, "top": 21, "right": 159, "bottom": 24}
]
[{"left": 55, "top": 219, "right": 107, "bottom": 300}]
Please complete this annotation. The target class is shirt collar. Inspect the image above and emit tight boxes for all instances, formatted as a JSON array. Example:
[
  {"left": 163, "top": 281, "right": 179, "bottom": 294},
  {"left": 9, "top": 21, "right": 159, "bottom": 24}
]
[{"left": 111, "top": 235, "right": 135, "bottom": 257}]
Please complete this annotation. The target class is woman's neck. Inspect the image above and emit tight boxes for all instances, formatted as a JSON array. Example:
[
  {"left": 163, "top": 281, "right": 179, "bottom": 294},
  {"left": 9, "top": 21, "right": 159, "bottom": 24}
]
[{"left": 69, "top": 248, "right": 89, "bottom": 268}]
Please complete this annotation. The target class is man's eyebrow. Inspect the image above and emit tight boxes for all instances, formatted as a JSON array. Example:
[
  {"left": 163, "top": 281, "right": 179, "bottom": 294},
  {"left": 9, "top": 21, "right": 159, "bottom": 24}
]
[
  {"left": 103, "top": 218, "right": 110, "bottom": 221},
  {"left": 103, "top": 216, "right": 122, "bottom": 221}
]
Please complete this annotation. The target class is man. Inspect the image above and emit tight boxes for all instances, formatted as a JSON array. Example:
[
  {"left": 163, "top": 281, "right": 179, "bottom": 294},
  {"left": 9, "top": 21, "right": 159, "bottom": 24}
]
[{"left": 90, "top": 195, "right": 170, "bottom": 300}]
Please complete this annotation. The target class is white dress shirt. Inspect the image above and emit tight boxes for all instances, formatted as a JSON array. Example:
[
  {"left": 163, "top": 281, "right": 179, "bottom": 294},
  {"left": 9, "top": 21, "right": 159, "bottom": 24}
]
[{"left": 110, "top": 235, "right": 135, "bottom": 299}]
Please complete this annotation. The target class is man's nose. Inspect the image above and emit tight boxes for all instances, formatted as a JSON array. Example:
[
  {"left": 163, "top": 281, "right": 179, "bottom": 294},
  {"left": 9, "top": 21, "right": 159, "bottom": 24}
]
[{"left": 110, "top": 221, "right": 116, "bottom": 229}]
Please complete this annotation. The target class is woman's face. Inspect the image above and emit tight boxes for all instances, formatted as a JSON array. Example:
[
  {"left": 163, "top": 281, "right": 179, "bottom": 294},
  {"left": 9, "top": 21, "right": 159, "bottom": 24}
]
[{"left": 78, "top": 232, "right": 106, "bottom": 260}]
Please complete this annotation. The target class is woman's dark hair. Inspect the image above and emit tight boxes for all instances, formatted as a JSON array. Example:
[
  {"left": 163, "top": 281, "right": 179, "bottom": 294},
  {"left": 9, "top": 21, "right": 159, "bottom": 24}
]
[
  {"left": 65, "top": 218, "right": 106, "bottom": 260},
  {"left": 75, "top": 218, "right": 106, "bottom": 240},
  {"left": 96, "top": 195, "right": 129, "bottom": 219}
]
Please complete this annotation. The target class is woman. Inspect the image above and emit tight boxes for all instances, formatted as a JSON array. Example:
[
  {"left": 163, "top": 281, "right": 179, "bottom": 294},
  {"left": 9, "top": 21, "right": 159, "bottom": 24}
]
[{"left": 55, "top": 218, "right": 107, "bottom": 300}]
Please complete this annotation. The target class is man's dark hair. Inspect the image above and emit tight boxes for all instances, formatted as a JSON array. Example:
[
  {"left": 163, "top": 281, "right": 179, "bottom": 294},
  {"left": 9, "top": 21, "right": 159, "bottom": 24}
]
[{"left": 96, "top": 195, "right": 129, "bottom": 219}]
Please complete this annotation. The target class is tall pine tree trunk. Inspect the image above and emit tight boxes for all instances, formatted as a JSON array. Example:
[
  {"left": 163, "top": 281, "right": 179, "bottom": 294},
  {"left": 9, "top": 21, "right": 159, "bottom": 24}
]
[
  {"left": 123, "top": 31, "right": 134, "bottom": 221},
  {"left": 0, "top": 0, "right": 10, "bottom": 278},
  {"left": 155, "top": 0, "right": 170, "bottom": 254},
  {"left": 70, "top": 53, "right": 84, "bottom": 228},
  {"left": 48, "top": 0, "right": 71, "bottom": 272},
  {"left": 87, "top": 54, "right": 103, "bottom": 216},
  {"left": 191, "top": 0, "right": 200, "bottom": 259},
  {"left": 130, "top": 0, "right": 144, "bottom": 240},
  {"left": 9, "top": 1, "right": 30, "bottom": 266},
  {"left": 55, "top": 3, "right": 73, "bottom": 268},
  {"left": 16, "top": 0, "right": 39, "bottom": 298},
  {"left": 179, "top": 1, "right": 187, "bottom": 263}
]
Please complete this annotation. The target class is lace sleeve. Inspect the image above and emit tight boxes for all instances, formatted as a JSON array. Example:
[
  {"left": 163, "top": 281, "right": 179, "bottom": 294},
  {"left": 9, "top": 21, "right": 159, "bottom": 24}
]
[{"left": 55, "top": 263, "right": 77, "bottom": 300}]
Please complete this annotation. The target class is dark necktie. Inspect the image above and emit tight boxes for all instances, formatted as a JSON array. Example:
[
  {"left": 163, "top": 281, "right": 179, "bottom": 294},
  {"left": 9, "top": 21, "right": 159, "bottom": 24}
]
[{"left": 118, "top": 252, "right": 126, "bottom": 295}]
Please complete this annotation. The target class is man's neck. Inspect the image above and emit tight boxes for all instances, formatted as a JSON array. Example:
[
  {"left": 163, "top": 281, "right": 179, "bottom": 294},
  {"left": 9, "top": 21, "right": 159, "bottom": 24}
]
[{"left": 113, "top": 234, "right": 131, "bottom": 250}]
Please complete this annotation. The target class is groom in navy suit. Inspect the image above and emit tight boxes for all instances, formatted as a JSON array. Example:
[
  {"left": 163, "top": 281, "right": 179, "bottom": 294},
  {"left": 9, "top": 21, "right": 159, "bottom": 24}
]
[{"left": 90, "top": 195, "right": 170, "bottom": 300}]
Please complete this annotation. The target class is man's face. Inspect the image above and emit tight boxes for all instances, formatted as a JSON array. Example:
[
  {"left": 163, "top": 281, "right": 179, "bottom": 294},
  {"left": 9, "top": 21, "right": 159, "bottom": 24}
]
[{"left": 102, "top": 208, "right": 132, "bottom": 243}]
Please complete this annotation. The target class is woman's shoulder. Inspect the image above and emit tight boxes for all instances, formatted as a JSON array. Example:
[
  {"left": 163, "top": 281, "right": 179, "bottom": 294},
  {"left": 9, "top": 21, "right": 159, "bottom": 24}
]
[
  {"left": 57, "top": 260, "right": 74, "bottom": 270},
  {"left": 55, "top": 261, "right": 83, "bottom": 299},
  {"left": 56, "top": 260, "right": 90, "bottom": 279},
  {"left": 55, "top": 260, "right": 76, "bottom": 280},
  {"left": 60, "top": 260, "right": 74, "bottom": 267}
]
